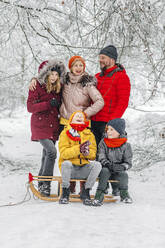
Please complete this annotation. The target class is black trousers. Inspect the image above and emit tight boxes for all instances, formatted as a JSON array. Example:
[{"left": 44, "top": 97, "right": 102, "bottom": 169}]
[{"left": 91, "top": 120, "right": 107, "bottom": 147}]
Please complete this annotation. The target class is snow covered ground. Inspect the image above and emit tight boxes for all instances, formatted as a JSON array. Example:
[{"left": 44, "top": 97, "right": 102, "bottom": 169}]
[{"left": 0, "top": 108, "right": 165, "bottom": 248}]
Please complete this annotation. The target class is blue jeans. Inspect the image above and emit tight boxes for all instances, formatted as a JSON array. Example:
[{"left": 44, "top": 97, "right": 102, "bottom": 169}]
[{"left": 38, "top": 139, "right": 57, "bottom": 178}]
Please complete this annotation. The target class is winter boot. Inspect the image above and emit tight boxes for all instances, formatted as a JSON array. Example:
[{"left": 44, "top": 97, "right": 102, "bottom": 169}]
[
  {"left": 39, "top": 182, "right": 50, "bottom": 197},
  {"left": 38, "top": 181, "right": 43, "bottom": 192},
  {"left": 92, "top": 189, "right": 104, "bottom": 206},
  {"left": 120, "top": 190, "right": 133, "bottom": 204},
  {"left": 80, "top": 186, "right": 92, "bottom": 206},
  {"left": 112, "top": 188, "right": 120, "bottom": 196},
  {"left": 104, "top": 182, "right": 109, "bottom": 194},
  {"left": 59, "top": 187, "right": 70, "bottom": 204}
]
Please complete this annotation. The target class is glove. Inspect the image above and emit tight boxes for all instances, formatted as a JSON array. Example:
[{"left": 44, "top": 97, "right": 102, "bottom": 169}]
[
  {"left": 80, "top": 141, "right": 90, "bottom": 156},
  {"left": 50, "top": 98, "right": 60, "bottom": 109},
  {"left": 101, "top": 159, "right": 113, "bottom": 171},
  {"left": 112, "top": 163, "right": 125, "bottom": 173}
]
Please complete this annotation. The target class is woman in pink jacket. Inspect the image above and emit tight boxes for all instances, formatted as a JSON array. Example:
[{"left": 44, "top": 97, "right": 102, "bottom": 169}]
[{"left": 27, "top": 59, "right": 66, "bottom": 197}]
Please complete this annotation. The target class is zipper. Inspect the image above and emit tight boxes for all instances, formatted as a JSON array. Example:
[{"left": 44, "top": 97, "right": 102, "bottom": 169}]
[
  {"left": 79, "top": 141, "right": 82, "bottom": 164},
  {"left": 109, "top": 99, "right": 112, "bottom": 113}
]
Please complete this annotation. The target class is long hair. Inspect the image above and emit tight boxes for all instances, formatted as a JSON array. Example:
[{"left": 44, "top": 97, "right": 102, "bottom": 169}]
[{"left": 45, "top": 72, "right": 61, "bottom": 94}]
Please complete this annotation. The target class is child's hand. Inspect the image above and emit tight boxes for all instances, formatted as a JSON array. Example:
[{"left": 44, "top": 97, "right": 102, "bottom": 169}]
[
  {"left": 101, "top": 159, "right": 113, "bottom": 171},
  {"left": 80, "top": 141, "right": 91, "bottom": 156},
  {"left": 50, "top": 98, "right": 60, "bottom": 109},
  {"left": 112, "top": 163, "right": 125, "bottom": 173}
]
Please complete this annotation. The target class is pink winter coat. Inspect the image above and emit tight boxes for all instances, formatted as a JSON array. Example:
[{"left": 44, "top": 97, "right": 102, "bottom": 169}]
[{"left": 60, "top": 72, "right": 104, "bottom": 120}]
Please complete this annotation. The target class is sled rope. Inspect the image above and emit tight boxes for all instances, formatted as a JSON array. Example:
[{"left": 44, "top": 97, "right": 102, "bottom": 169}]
[{"left": 0, "top": 182, "right": 31, "bottom": 208}]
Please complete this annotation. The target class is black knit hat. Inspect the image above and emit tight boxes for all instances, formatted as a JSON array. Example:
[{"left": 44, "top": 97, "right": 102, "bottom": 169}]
[
  {"left": 99, "top": 45, "right": 118, "bottom": 61},
  {"left": 51, "top": 65, "right": 61, "bottom": 76},
  {"left": 107, "top": 118, "right": 125, "bottom": 135}
]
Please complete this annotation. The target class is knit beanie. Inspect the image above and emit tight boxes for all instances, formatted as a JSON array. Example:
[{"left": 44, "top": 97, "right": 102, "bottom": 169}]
[
  {"left": 99, "top": 45, "right": 118, "bottom": 61},
  {"left": 107, "top": 118, "right": 125, "bottom": 135},
  {"left": 68, "top": 56, "right": 86, "bottom": 70}
]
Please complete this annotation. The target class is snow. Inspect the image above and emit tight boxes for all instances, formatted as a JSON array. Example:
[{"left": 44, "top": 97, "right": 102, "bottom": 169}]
[{"left": 0, "top": 108, "right": 165, "bottom": 248}]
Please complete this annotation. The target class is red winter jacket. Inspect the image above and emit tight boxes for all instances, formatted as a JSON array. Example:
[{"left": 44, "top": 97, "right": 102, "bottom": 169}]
[
  {"left": 91, "top": 64, "right": 130, "bottom": 122},
  {"left": 27, "top": 82, "right": 61, "bottom": 141}
]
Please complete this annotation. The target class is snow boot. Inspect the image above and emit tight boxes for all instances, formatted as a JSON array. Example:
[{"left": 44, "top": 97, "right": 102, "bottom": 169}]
[
  {"left": 80, "top": 186, "right": 92, "bottom": 206},
  {"left": 104, "top": 182, "right": 109, "bottom": 194},
  {"left": 39, "top": 182, "right": 50, "bottom": 197},
  {"left": 112, "top": 188, "right": 120, "bottom": 196},
  {"left": 92, "top": 189, "right": 104, "bottom": 206},
  {"left": 59, "top": 187, "right": 70, "bottom": 204},
  {"left": 120, "top": 190, "right": 133, "bottom": 204}
]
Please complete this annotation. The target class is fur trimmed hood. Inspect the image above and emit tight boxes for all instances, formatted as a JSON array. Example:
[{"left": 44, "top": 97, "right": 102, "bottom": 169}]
[
  {"left": 64, "top": 72, "right": 97, "bottom": 87},
  {"left": 37, "top": 59, "right": 67, "bottom": 85}
]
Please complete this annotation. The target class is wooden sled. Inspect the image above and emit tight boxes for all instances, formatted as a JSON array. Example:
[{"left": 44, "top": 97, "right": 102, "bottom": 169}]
[{"left": 28, "top": 173, "right": 118, "bottom": 203}]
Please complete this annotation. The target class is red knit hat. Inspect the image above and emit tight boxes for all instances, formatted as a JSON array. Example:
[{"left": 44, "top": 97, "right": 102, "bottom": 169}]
[{"left": 68, "top": 56, "right": 86, "bottom": 70}]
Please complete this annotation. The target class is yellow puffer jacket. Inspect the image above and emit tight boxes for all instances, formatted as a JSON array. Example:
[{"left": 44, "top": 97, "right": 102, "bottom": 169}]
[{"left": 58, "top": 125, "right": 97, "bottom": 172}]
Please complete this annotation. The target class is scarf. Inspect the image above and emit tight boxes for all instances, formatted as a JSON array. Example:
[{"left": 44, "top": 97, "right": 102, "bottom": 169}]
[
  {"left": 66, "top": 123, "right": 88, "bottom": 141},
  {"left": 104, "top": 138, "right": 127, "bottom": 148}
]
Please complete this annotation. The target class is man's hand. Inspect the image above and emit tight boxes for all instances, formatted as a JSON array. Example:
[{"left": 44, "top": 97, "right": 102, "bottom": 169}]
[{"left": 29, "top": 78, "right": 37, "bottom": 91}]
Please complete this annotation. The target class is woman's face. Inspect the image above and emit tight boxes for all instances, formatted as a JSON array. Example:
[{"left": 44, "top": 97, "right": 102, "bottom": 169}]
[
  {"left": 71, "top": 60, "right": 84, "bottom": 76},
  {"left": 107, "top": 125, "right": 120, "bottom": 139},
  {"left": 71, "top": 112, "right": 85, "bottom": 124},
  {"left": 48, "top": 71, "right": 59, "bottom": 84}
]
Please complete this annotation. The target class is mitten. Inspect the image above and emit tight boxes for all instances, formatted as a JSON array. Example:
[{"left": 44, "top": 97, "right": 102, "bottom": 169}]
[
  {"left": 101, "top": 159, "right": 113, "bottom": 171},
  {"left": 50, "top": 98, "right": 60, "bottom": 109},
  {"left": 112, "top": 163, "right": 125, "bottom": 173},
  {"left": 80, "top": 141, "right": 90, "bottom": 156}
]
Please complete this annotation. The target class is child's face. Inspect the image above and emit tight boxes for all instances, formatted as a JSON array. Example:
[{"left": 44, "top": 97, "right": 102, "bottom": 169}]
[
  {"left": 48, "top": 71, "right": 59, "bottom": 84},
  {"left": 71, "top": 60, "right": 84, "bottom": 76},
  {"left": 71, "top": 112, "right": 85, "bottom": 124},
  {"left": 107, "top": 125, "right": 120, "bottom": 139}
]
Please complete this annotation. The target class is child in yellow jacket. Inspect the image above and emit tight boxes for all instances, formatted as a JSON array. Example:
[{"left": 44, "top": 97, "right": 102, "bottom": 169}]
[{"left": 58, "top": 110, "right": 101, "bottom": 205}]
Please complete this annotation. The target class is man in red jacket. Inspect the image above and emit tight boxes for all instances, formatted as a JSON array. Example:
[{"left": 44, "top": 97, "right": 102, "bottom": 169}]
[
  {"left": 91, "top": 45, "right": 131, "bottom": 146},
  {"left": 91, "top": 45, "right": 131, "bottom": 196}
]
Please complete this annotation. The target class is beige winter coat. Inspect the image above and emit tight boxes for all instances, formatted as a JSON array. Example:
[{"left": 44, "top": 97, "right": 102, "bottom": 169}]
[{"left": 60, "top": 72, "right": 104, "bottom": 124}]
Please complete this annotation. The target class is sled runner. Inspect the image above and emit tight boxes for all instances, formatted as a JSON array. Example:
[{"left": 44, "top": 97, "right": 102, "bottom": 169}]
[{"left": 28, "top": 173, "right": 118, "bottom": 203}]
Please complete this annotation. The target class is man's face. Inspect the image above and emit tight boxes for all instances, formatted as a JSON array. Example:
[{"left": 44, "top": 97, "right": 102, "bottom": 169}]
[{"left": 99, "top": 54, "right": 115, "bottom": 69}]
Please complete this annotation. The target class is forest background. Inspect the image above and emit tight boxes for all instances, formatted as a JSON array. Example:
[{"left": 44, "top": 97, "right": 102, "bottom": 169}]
[{"left": 0, "top": 0, "right": 165, "bottom": 169}]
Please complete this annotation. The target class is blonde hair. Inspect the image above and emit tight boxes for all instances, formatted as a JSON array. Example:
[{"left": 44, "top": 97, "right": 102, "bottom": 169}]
[{"left": 46, "top": 72, "right": 61, "bottom": 94}]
